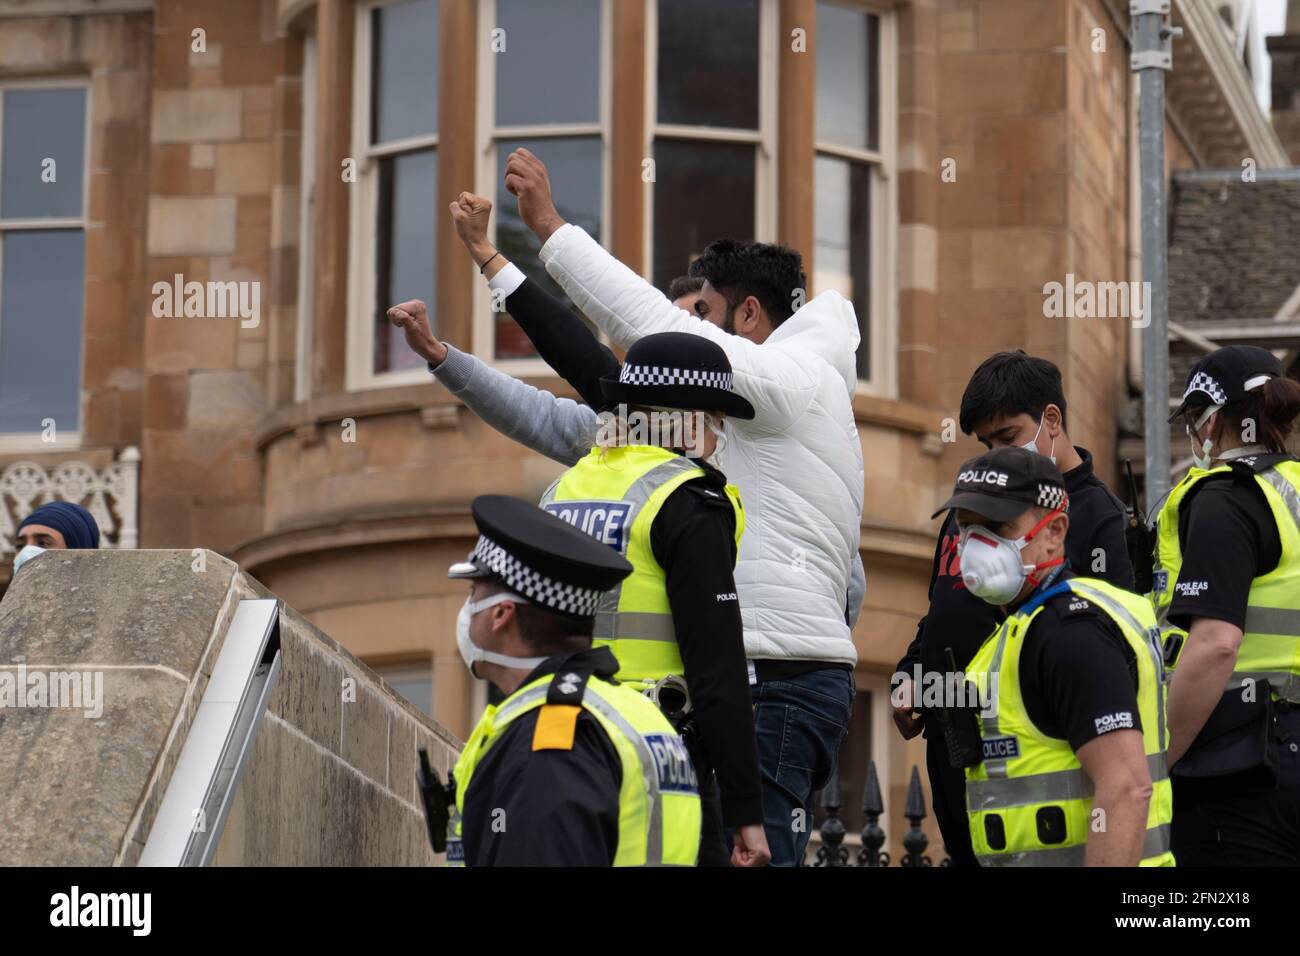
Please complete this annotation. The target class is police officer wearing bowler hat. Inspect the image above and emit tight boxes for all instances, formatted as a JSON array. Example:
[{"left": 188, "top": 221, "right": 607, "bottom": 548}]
[
  {"left": 1152, "top": 345, "right": 1300, "bottom": 865},
  {"left": 935, "top": 447, "right": 1173, "bottom": 866},
  {"left": 443, "top": 494, "right": 702, "bottom": 866},
  {"left": 538, "top": 331, "right": 770, "bottom": 867}
]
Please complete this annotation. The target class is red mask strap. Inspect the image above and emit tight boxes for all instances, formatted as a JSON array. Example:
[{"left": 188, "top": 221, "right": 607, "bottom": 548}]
[
  {"left": 1026, "top": 556, "right": 1066, "bottom": 588},
  {"left": 1020, "top": 506, "right": 1065, "bottom": 544}
]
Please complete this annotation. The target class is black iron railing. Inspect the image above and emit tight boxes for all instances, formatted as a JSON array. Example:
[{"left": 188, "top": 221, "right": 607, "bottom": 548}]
[{"left": 811, "top": 761, "right": 952, "bottom": 867}]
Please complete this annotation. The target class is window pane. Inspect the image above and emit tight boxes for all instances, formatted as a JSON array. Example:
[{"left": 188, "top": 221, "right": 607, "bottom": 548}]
[
  {"left": 496, "top": 0, "right": 601, "bottom": 127},
  {"left": 370, "top": 662, "right": 433, "bottom": 715},
  {"left": 0, "top": 230, "right": 84, "bottom": 432},
  {"left": 494, "top": 136, "right": 602, "bottom": 359},
  {"left": 374, "top": 149, "right": 437, "bottom": 374},
  {"left": 814, "top": 155, "right": 871, "bottom": 380},
  {"left": 657, "top": 0, "right": 759, "bottom": 129},
  {"left": 815, "top": 2, "right": 879, "bottom": 152},
  {"left": 371, "top": 0, "right": 438, "bottom": 144},
  {"left": 652, "top": 139, "right": 755, "bottom": 293},
  {"left": 2, "top": 88, "right": 87, "bottom": 220}
]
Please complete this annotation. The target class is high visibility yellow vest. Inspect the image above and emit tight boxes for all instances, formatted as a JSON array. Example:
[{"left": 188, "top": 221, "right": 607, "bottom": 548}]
[
  {"left": 965, "top": 577, "right": 1175, "bottom": 867},
  {"left": 539, "top": 444, "right": 744, "bottom": 686},
  {"left": 1152, "top": 457, "right": 1300, "bottom": 703},
  {"left": 446, "top": 670, "right": 702, "bottom": 867}
]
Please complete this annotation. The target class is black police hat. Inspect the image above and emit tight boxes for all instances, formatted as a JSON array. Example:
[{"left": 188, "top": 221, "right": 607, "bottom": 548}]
[
  {"left": 1167, "top": 345, "right": 1284, "bottom": 423},
  {"left": 931, "top": 446, "right": 1069, "bottom": 523},
  {"left": 448, "top": 495, "right": 632, "bottom": 618},
  {"left": 599, "top": 332, "right": 755, "bottom": 420}
]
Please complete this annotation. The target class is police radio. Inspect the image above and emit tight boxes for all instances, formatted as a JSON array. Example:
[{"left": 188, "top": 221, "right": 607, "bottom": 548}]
[
  {"left": 940, "top": 647, "right": 984, "bottom": 770},
  {"left": 416, "top": 747, "right": 454, "bottom": 854}
]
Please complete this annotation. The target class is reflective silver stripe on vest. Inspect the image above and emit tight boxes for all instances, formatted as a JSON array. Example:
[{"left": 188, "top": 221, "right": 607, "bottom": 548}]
[
  {"left": 581, "top": 686, "right": 666, "bottom": 866},
  {"left": 966, "top": 753, "right": 1168, "bottom": 811},
  {"left": 977, "top": 822, "right": 1171, "bottom": 867},
  {"left": 979, "top": 620, "right": 1015, "bottom": 779},
  {"left": 1258, "top": 465, "right": 1300, "bottom": 533},
  {"left": 493, "top": 685, "right": 548, "bottom": 727},
  {"left": 594, "top": 610, "right": 678, "bottom": 643},
  {"left": 1067, "top": 583, "right": 1167, "bottom": 753},
  {"left": 1242, "top": 606, "right": 1300, "bottom": 637},
  {"left": 1228, "top": 670, "right": 1300, "bottom": 703}
]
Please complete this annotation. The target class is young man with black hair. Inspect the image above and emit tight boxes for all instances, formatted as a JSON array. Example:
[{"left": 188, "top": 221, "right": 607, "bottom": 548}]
[
  {"left": 892, "top": 350, "right": 1135, "bottom": 866},
  {"left": 502, "top": 148, "right": 865, "bottom": 866}
]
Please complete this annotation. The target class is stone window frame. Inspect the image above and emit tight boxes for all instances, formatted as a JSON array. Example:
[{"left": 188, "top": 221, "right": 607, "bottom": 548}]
[
  {"left": 0, "top": 76, "right": 90, "bottom": 452},
  {"left": 295, "top": 31, "right": 318, "bottom": 405},
  {"left": 640, "top": 0, "right": 780, "bottom": 285},
  {"left": 814, "top": 0, "right": 898, "bottom": 398},
  {"left": 471, "top": 0, "right": 615, "bottom": 378},
  {"left": 346, "top": 0, "right": 443, "bottom": 392}
]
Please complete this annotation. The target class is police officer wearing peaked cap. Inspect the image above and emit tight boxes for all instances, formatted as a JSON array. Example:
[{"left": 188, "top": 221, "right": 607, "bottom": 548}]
[
  {"left": 539, "top": 331, "right": 770, "bottom": 867},
  {"left": 934, "top": 447, "right": 1174, "bottom": 866},
  {"left": 444, "top": 494, "right": 702, "bottom": 867}
]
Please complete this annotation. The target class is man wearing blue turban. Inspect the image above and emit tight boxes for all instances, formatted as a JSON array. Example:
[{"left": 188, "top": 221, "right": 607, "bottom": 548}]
[{"left": 13, "top": 501, "right": 101, "bottom": 574}]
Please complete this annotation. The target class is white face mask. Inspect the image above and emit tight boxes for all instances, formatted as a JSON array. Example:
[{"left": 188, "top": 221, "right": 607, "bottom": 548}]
[
  {"left": 456, "top": 591, "right": 549, "bottom": 679},
  {"left": 12, "top": 544, "right": 44, "bottom": 575},
  {"left": 704, "top": 417, "right": 727, "bottom": 469},
  {"left": 1019, "top": 416, "right": 1057, "bottom": 465},
  {"left": 958, "top": 512, "right": 1064, "bottom": 606},
  {"left": 1186, "top": 405, "right": 1221, "bottom": 470}
]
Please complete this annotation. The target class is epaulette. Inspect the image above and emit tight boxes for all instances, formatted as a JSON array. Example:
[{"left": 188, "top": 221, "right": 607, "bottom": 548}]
[{"left": 532, "top": 668, "right": 590, "bottom": 752}]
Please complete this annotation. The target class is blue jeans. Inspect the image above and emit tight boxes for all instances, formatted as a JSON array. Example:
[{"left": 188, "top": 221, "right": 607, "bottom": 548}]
[{"left": 751, "top": 667, "right": 855, "bottom": 866}]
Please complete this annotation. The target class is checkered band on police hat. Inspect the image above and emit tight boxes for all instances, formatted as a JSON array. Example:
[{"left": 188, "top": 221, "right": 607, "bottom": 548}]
[
  {"left": 1036, "top": 483, "right": 1068, "bottom": 512},
  {"left": 470, "top": 533, "right": 603, "bottom": 617},
  {"left": 618, "top": 362, "right": 733, "bottom": 391},
  {"left": 1183, "top": 371, "right": 1227, "bottom": 405}
]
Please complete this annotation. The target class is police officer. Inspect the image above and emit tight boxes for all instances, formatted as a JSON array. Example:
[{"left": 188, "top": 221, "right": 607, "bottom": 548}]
[
  {"left": 892, "top": 351, "right": 1135, "bottom": 867},
  {"left": 934, "top": 447, "right": 1173, "bottom": 866},
  {"left": 539, "top": 331, "right": 769, "bottom": 867},
  {"left": 444, "top": 494, "right": 701, "bottom": 866},
  {"left": 1154, "top": 346, "right": 1300, "bottom": 865}
]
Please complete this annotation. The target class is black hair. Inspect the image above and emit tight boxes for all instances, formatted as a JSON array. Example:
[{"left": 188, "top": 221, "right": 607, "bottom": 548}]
[
  {"left": 477, "top": 579, "right": 594, "bottom": 655},
  {"left": 959, "top": 350, "right": 1069, "bottom": 436},
  {"left": 666, "top": 275, "right": 704, "bottom": 302},
  {"left": 687, "top": 239, "right": 806, "bottom": 326},
  {"left": 1213, "top": 376, "right": 1300, "bottom": 454}
]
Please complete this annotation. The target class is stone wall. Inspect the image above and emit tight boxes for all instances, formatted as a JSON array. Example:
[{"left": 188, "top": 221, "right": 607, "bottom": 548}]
[
  {"left": 142, "top": 0, "right": 303, "bottom": 552},
  {"left": 0, "top": 549, "right": 458, "bottom": 866}
]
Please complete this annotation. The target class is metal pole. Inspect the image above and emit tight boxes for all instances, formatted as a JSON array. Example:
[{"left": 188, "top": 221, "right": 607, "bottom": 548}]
[{"left": 1131, "top": 1, "right": 1178, "bottom": 507}]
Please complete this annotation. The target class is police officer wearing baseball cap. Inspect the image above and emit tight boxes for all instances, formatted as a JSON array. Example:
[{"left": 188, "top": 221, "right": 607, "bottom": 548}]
[
  {"left": 1154, "top": 345, "right": 1300, "bottom": 865},
  {"left": 932, "top": 447, "right": 1173, "bottom": 866},
  {"left": 442, "top": 494, "right": 702, "bottom": 866}
]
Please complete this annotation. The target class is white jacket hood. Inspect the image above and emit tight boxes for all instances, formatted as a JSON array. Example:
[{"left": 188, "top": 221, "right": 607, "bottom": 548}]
[{"left": 768, "top": 290, "right": 861, "bottom": 400}]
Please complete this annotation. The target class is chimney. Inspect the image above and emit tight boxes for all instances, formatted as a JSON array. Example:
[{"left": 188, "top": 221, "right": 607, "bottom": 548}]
[{"left": 1269, "top": 1, "right": 1300, "bottom": 163}]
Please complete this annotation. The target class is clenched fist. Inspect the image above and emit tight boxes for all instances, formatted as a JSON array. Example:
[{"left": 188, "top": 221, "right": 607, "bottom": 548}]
[
  {"left": 386, "top": 299, "right": 447, "bottom": 367},
  {"left": 503, "top": 147, "right": 566, "bottom": 243},
  {"left": 449, "top": 191, "right": 495, "bottom": 266}
]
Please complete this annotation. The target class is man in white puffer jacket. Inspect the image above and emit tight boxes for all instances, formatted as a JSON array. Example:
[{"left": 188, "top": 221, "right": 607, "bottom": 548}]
[{"left": 506, "top": 148, "right": 865, "bottom": 865}]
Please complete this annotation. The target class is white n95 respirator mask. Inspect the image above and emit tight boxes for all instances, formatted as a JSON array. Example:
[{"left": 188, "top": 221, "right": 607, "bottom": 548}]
[
  {"left": 957, "top": 510, "right": 1064, "bottom": 606},
  {"left": 12, "top": 545, "right": 44, "bottom": 575},
  {"left": 456, "top": 591, "right": 549, "bottom": 678}
]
